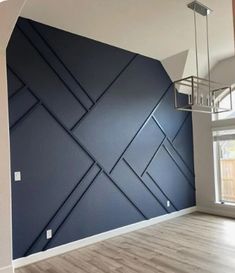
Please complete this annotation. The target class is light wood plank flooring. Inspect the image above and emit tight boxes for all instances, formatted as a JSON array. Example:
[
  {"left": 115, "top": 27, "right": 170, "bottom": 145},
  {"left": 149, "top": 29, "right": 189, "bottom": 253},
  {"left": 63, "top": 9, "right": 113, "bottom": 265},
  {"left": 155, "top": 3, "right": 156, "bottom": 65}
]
[{"left": 16, "top": 212, "right": 235, "bottom": 273}]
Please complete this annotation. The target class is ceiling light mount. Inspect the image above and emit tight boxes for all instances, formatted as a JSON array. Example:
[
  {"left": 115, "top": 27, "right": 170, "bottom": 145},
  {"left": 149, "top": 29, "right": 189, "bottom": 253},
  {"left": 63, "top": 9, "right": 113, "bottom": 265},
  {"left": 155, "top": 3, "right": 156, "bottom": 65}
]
[{"left": 187, "top": 1, "right": 212, "bottom": 16}]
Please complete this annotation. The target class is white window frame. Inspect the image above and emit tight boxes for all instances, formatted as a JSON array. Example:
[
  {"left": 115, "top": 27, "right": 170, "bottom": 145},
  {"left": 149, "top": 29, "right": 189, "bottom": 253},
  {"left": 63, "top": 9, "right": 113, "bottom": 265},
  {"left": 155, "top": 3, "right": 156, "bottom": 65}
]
[{"left": 212, "top": 119, "right": 235, "bottom": 205}]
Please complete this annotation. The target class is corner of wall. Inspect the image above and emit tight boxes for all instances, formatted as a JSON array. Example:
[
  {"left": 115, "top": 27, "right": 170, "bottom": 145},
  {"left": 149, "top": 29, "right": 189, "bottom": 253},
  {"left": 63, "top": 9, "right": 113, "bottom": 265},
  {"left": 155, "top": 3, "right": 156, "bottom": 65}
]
[
  {"left": 0, "top": 0, "right": 27, "bottom": 50},
  {"left": 192, "top": 110, "right": 215, "bottom": 210},
  {"left": 0, "top": 265, "right": 14, "bottom": 273},
  {"left": 161, "top": 50, "right": 189, "bottom": 82}
]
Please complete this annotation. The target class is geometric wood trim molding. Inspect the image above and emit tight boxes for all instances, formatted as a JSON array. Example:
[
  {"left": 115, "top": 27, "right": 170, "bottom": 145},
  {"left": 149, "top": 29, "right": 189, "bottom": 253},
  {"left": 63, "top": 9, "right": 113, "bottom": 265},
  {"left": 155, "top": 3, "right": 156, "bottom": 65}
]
[{"left": 7, "top": 17, "right": 195, "bottom": 259}]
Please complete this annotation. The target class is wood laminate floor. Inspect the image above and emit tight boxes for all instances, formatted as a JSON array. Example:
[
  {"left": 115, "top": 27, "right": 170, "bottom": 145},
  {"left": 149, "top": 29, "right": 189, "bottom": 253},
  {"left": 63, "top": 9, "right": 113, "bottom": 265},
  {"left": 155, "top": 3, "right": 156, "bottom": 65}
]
[{"left": 16, "top": 212, "right": 235, "bottom": 273}]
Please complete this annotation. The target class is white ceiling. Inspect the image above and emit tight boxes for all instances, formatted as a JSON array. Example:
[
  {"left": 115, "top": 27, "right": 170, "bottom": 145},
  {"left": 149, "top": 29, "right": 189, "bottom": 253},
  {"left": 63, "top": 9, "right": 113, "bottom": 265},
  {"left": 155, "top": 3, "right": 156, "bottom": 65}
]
[
  {"left": 20, "top": 0, "right": 234, "bottom": 65},
  {"left": 0, "top": 0, "right": 234, "bottom": 77}
]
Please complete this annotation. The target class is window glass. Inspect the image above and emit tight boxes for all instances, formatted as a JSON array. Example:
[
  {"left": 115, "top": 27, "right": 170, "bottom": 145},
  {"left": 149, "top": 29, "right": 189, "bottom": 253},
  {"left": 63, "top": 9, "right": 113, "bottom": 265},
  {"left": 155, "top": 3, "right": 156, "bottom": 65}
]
[{"left": 213, "top": 130, "right": 235, "bottom": 203}]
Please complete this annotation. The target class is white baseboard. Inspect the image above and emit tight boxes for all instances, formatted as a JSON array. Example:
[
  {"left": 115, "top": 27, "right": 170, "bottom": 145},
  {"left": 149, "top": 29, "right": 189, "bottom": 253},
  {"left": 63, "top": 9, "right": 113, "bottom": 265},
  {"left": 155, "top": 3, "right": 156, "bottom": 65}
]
[
  {"left": 197, "top": 205, "right": 235, "bottom": 219},
  {"left": 13, "top": 206, "right": 197, "bottom": 268},
  {"left": 0, "top": 265, "right": 14, "bottom": 273}
]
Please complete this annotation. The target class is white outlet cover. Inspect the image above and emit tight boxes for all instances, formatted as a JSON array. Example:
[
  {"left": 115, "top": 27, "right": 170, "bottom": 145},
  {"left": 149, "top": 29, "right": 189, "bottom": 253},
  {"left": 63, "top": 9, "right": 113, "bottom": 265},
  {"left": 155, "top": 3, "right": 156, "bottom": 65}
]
[
  {"left": 14, "top": 171, "right": 21, "bottom": 182},
  {"left": 167, "top": 200, "right": 171, "bottom": 207},
  {"left": 46, "top": 229, "right": 52, "bottom": 239}
]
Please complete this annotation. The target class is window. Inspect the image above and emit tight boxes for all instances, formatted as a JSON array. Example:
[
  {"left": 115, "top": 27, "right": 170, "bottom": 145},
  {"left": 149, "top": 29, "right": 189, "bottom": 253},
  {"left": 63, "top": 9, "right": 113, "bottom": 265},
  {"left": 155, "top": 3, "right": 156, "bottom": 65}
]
[
  {"left": 213, "top": 130, "right": 235, "bottom": 203},
  {"left": 213, "top": 85, "right": 235, "bottom": 120},
  {"left": 213, "top": 87, "right": 235, "bottom": 205}
]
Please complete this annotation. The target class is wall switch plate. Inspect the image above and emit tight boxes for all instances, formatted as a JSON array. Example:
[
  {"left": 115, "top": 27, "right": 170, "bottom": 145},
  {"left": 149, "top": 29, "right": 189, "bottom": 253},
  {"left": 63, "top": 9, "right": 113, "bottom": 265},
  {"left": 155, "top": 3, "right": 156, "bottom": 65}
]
[
  {"left": 46, "top": 229, "right": 52, "bottom": 239},
  {"left": 167, "top": 200, "right": 171, "bottom": 207},
  {"left": 14, "top": 171, "right": 21, "bottom": 182}
]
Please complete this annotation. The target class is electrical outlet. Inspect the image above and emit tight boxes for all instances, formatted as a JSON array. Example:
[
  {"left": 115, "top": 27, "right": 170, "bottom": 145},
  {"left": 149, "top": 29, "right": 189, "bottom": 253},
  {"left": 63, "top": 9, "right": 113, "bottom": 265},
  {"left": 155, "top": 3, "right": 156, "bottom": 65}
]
[
  {"left": 14, "top": 171, "right": 21, "bottom": 182},
  {"left": 46, "top": 229, "right": 52, "bottom": 239},
  {"left": 167, "top": 200, "right": 171, "bottom": 207}
]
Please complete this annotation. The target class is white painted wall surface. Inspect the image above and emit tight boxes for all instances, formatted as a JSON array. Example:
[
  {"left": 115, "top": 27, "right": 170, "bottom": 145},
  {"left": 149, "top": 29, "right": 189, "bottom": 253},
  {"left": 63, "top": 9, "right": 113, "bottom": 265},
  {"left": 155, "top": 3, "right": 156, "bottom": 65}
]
[
  {"left": 0, "top": 0, "right": 27, "bottom": 50},
  {"left": 0, "top": 52, "right": 13, "bottom": 273},
  {"left": 0, "top": 1, "right": 27, "bottom": 272},
  {"left": 194, "top": 56, "right": 235, "bottom": 218}
]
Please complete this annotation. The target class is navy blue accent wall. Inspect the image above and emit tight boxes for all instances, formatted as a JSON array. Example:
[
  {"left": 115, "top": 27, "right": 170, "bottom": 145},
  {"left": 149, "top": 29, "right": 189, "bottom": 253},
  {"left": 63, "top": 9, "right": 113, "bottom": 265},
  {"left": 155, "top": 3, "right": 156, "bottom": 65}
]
[{"left": 7, "top": 17, "right": 195, "bottom": 259}]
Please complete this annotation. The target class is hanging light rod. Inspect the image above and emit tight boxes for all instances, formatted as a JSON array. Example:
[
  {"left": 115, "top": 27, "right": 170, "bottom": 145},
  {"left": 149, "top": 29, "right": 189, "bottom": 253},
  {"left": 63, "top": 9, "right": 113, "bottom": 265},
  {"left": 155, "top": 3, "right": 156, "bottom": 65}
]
[{"left": 187, "top": 1, "right": 212, "bottom": 16}]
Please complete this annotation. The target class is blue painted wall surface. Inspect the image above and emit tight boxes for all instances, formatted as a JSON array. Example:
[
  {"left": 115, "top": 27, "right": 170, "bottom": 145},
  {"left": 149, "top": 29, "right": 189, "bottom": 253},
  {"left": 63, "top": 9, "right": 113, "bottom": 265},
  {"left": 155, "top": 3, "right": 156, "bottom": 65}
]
[{"left": 7, "top": 17, "right": 195, "bottom": 259}]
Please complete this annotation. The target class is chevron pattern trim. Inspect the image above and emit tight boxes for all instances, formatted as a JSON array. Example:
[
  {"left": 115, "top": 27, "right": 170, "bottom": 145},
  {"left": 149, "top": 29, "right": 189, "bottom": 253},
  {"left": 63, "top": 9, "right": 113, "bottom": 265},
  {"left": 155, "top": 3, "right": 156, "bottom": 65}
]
[{"left": 7, "top": 18, "right": 195, "bottom": 259}]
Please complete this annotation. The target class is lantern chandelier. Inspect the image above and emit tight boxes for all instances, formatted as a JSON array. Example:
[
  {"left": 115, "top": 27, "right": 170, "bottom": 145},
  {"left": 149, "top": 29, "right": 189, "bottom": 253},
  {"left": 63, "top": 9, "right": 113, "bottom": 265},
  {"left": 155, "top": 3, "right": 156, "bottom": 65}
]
[{"left": 173, "top": 1, "right": 232, "bottom": 114}]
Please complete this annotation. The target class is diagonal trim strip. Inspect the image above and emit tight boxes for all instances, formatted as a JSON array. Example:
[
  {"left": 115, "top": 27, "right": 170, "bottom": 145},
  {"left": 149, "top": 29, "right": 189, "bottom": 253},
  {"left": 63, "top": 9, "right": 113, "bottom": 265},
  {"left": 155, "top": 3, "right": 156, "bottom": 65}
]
[
  {"left": 29, "top": 20, "right": 95, "bottom": 105},
  {"left": 146, "top": 172, "right": 178, "bottom": 211},
  {"left": 10, "top": 102, "right": 40, "bottom": 131},
  {"left": 123, "top": 158, "right": 169, "bottom": 214},
  {"left": 70, "top": 54, "right": 138, "bottom": 131},
  {"left": 42, "top": 170, "right": 102, "bottom": 251},
  {"left": 152, "top": 115, "right": 195, "bottom": 176},
  {"left": 172, "top": 113, "right": 191, "bottom": 142},
  {"left": 141, "top": 136, "right": 166, "bottom": 177},
  {"left": 109, "top": 83, "right": 172, "bottom": 174},
  {"left": 165, "top": 138, "right": 195, "bottom": 177},
  {"left": 24, "top": 163, "right": 97, "bottom": 256},
  {"left": 16, "top": 25, "right": 88, "bottom": 113},
  {"left": 40, "top": 100, "right": 148, "bottom": 222},
  {"left": 9, "top": 85, "right": 27, "bottom": 100},
  {"left": 163, "top": 144, "right": 196, "bottom": 190}
]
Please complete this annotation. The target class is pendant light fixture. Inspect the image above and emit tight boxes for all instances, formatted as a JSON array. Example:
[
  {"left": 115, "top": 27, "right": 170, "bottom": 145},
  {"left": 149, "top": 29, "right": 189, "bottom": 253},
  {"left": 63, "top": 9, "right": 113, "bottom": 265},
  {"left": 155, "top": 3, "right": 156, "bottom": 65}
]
[{"left": 173, "top": 1, "right": 232, "bottom": 114}]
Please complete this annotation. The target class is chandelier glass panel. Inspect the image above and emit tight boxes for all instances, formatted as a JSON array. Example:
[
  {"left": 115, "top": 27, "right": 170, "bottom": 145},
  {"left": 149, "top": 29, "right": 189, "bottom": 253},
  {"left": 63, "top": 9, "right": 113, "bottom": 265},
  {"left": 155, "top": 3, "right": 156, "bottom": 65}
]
[{"left": 173, "top": 1, "right": 232, "bottom": 114}]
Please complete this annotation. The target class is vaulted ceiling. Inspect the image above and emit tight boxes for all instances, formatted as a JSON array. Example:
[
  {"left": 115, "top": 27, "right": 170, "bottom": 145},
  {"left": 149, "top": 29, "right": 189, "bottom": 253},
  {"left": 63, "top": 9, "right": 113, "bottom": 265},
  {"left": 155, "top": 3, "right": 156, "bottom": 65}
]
[
  {"left": 0, "top": 0, "right": 234, "bottom": 75},
  {"left": 20, "top": 0, "right": 234, "bottom": 64}
]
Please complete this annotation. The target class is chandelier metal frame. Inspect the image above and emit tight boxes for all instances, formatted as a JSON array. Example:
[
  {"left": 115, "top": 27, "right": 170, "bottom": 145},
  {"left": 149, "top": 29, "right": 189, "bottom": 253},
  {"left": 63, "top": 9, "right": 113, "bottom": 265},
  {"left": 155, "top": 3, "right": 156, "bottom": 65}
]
[{"left": 173, "top": 1, "right": 232, "bottom": 114}]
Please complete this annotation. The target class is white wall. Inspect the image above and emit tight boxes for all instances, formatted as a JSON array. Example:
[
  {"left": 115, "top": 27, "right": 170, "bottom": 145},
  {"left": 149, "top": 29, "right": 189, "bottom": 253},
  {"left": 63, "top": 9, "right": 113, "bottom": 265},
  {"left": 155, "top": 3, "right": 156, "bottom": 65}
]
[
  {"left": 0, "top": 0, "right": 27, "bottom": 51},
  {"left": 0, "top": 51, "right": 13, "bottom": 273},
  {"left": 194, "top": 56, "right": 235, "bottom": 218},
  {"left": 162, "top": 49, "right": 211, "bottom": 82},
  {"left": 0, "top": 1, "right": 27, "bottom": 272}
]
